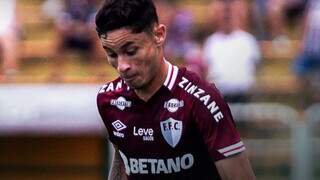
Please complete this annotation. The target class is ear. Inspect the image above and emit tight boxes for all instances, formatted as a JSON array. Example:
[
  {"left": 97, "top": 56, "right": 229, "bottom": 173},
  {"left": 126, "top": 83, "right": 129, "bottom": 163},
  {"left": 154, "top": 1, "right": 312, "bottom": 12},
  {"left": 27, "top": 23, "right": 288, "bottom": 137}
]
[{"left": 153, "top": 24, "right": 166, "bottom": 46}]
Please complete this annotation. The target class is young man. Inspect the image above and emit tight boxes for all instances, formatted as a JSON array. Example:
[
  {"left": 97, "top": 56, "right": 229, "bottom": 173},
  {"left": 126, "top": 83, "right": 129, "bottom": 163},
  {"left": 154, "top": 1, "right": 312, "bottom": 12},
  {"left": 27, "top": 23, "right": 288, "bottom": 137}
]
[{"left": 96, "top": 0, "right": 256, "bottom": 179}]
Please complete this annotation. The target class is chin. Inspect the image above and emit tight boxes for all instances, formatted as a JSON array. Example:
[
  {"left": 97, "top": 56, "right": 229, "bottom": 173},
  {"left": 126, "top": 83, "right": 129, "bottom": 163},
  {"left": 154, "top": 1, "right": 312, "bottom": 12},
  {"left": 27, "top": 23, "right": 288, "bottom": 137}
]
[
  {"left": 126, "top": 81, "right": 143, "bottom": 90},
  {"left": 128, "top": 79, "right": 149, "bottom": 90}
]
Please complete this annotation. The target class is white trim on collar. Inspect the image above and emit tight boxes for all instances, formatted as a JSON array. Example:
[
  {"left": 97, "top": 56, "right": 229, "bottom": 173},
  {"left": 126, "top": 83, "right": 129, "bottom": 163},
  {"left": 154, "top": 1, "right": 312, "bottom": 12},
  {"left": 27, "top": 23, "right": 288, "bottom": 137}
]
[
  {"left": 163, "top": 60, "right": 178, "bottom": 91},
  {"left": 163, "top": 60, "right": 172, "bottom": 87}
]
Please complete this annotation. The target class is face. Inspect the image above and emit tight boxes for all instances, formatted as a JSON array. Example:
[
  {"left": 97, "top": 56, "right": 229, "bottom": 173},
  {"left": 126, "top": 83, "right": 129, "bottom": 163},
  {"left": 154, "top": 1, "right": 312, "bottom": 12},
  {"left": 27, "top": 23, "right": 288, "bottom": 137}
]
[{"left": 100, "top": 27, "right": 164, "bottom": 90}]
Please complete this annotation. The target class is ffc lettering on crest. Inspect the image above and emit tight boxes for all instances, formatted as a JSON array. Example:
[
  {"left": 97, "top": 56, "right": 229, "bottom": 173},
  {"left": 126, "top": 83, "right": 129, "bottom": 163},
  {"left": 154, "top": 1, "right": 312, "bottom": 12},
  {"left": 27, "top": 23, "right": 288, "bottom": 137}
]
[
  {"left": 160, "top": 118, "right": 182, "bottom": 148},
  {"left": 164, "top": 99, "right": 184, "bottom": 113},
  {"left": 110, "top": 96, "right": 132, "bottom": 111}
]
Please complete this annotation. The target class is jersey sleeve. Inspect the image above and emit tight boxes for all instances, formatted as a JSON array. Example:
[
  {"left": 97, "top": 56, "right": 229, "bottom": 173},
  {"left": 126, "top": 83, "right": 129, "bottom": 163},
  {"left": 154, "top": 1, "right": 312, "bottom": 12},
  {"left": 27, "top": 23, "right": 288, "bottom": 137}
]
[
  {"left": 97, "top": 89, "right": 121, "bottom": 146},
  {"left": 192, "top": 83, "right": 245, "bottom": 161},
  {"left": 97, "top": 92, "right": 111, "bottom": 140}
]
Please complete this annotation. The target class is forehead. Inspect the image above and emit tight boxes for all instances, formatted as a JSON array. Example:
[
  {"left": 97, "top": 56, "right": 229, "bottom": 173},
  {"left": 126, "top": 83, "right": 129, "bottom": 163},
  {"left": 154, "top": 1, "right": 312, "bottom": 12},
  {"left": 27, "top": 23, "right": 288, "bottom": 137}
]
[{"left": 100, "top": 28, "right": 150, "bottom": 49}]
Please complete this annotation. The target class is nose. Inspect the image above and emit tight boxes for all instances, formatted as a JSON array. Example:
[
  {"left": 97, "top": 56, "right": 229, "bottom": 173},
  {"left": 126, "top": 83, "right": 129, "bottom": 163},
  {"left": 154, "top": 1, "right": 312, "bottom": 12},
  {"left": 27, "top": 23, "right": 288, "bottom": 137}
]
[{"left": 117, "top": 56, "right": 131, "bottom": 73}]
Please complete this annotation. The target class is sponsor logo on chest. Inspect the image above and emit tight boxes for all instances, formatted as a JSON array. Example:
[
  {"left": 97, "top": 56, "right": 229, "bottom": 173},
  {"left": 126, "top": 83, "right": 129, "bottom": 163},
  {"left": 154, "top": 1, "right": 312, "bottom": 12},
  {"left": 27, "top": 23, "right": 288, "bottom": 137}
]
[
  {"left": 133, "top": 126, "right": 154, "bottom": 141},
  {"left": 112, "top": 120, "right": 127, "bottom": 138},
  {"left": 119, "top": 150, "right": 194, "bottom": 175},
  {"left": 164, "top": 98, "right": 184, "bottom": 113},
  {"left": 160, "top": 118, "right": 182, "bottom": 148},
  {"left": 110, "top": 96, "right": 132, "bottom": 111}
]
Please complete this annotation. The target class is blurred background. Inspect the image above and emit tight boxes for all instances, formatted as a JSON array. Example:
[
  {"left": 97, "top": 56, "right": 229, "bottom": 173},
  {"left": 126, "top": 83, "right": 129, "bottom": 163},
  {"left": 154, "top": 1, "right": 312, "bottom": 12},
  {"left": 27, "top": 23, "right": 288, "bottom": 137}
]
[{"left": 0, "top": 0, "right": 320, "bottom": 179}]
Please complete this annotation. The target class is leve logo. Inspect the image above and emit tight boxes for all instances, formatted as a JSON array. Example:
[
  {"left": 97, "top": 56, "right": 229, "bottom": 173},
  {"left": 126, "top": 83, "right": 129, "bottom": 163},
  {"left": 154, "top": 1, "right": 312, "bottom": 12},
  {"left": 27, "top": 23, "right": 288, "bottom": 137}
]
[{"left": 160, "top": 118, "right": 182, "bottom": 148}]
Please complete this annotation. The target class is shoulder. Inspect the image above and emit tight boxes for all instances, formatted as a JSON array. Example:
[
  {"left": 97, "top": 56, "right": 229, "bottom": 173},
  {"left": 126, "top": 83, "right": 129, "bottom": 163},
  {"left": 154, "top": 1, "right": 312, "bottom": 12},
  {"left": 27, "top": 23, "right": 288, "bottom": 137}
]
[
  {"left": 177, "top": 69, "right": 227, "bottom": 122},
  {"left": 204, "top": 33, "right": 221, "bottom": 45},
  {"left": 178, "top": 71, "right": 232, "bottom": 123},
  {"left": 178, "top": 69, "right": 221, "bottom": 98},
  {"left": 97, "top": 77, "right": 128, "bottom": 93},
  {"left": 233, "top": 30, "right": 260, "bottom": 51},
  {"left": 97, "top": 77, "right": 131, "bottom": 107},
  {"left": 235, "top": 30, "right": 258, "bottom": 42}
]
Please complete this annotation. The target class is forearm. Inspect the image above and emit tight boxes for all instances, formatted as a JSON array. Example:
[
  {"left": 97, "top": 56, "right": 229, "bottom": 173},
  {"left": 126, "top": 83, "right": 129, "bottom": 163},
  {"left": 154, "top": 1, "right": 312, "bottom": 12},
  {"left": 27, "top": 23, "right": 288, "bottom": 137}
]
[
  {"left": 216, "top": 152, "right": 256, "bottom": 180},
  {"left": 108, "top": 148, "right": 127, "bottom": 180}
]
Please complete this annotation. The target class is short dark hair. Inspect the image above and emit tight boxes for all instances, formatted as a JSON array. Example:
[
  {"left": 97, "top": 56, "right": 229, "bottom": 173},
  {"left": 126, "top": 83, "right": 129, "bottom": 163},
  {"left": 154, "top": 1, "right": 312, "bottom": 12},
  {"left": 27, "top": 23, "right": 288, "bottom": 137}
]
[{"left": 95, "top": 0, "right": 159, "bottom": 36}]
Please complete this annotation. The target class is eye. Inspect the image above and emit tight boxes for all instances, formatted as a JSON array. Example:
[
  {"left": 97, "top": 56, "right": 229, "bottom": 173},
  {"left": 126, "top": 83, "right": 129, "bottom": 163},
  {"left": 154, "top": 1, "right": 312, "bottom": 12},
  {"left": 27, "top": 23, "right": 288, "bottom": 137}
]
[
  {"left": 106, "top": 51, "right": 118, "bottom": 58},
  {"left": 126, "top": 48, "right": 138, "bottom": 56}
]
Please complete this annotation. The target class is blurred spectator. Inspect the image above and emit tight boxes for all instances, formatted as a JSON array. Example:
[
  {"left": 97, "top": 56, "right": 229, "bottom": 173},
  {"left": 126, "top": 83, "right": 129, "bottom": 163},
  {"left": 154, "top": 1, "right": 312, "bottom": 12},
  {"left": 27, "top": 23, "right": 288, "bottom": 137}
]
[
  {"left": 284, "top": 0, "right": 308, "bottom": 25},
  {"left": 154, "top": 0, "right": 175, "bottom": 28},
  {"left": 54, "top": 0, "right": 98, "bottom": 57},
  {"left": 210, "top": 0, "right": 249, "bottom": 32},
  {"left": 42, "top": 0, "right": 64, "bottom": 21},
  {"left": 164, "top": 7, "right": 205, "bottom": 77},
  {"left": 252, "top": 0, "right": 288, "bottom": 40},
  {"left": 0, "top": 0, "right": 18, "bottom": 79},
  {"left": 252, "top": 0, "right": 268, "bottom": 40},
  {"left": 203, "top": 0, "right": 261, "bottom": 103},
  {"left": 165, "top": 8, "right": 198, "bottom": 61},
  {"left": 252, "top": 0, "right": 306, "bottom": 41},
  {"left": 185, "top": 45, "right": 206, "bottom": 79},
  {"left": 293, "top": 0, "right": 320, "bottom": 91},
  {"left": 42, "top": 0, "right": 99, "bottom": 80}
]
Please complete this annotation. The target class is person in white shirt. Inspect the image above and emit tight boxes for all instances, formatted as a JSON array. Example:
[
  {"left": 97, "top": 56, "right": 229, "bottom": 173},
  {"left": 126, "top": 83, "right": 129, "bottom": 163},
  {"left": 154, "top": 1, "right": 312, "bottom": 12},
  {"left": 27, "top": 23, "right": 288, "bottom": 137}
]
[{"left": 203, "top": 0, "right": 261, "bottom": 102}]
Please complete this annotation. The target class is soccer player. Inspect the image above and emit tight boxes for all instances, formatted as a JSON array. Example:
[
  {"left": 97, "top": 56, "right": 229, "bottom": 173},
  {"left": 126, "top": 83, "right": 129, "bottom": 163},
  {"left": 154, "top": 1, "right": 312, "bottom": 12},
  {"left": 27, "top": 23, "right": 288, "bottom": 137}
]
[{"left": 96, "top": 0, "right": 256, "bottom": 179}]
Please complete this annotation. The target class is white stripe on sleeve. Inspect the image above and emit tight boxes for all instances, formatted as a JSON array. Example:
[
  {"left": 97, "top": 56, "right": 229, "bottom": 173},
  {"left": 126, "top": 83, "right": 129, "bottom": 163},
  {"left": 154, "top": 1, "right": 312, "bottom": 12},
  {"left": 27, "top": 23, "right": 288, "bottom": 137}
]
[
  {"left": 223, "top": 146, "right": 246, "bottom": 157},
  {"left": 218, "top": 141, "right": 244, "bottom": 154}
]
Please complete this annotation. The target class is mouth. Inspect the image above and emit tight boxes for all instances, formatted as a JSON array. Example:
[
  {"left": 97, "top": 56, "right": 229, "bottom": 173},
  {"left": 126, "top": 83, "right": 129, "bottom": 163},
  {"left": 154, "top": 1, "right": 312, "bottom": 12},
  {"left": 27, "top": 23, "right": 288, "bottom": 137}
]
[{"left": 122, "top": 74, "right": 138, "bottom": 82}]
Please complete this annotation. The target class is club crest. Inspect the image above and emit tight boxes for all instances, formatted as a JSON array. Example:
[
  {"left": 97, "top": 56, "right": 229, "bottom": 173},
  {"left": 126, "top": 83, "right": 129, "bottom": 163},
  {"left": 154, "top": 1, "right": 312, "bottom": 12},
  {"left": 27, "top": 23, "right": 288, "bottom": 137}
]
[{"left": 160, "top": 118, "right": 182, "bottom": 148}]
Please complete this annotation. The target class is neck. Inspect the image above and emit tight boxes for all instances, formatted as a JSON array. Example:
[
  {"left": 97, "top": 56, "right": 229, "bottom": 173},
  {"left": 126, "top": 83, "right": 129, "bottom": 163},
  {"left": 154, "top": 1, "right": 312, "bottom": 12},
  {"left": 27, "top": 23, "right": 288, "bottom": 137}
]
[{"left": 135, "top": 59, "right": 168, "bottom": 101}]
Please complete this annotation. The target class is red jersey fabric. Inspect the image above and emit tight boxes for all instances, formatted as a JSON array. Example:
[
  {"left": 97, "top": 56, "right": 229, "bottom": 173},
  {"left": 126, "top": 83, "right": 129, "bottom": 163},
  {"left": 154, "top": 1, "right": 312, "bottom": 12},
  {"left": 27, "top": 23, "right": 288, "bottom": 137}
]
[{"left": 97, "top": 61, "right": 245, "bottom": 179}]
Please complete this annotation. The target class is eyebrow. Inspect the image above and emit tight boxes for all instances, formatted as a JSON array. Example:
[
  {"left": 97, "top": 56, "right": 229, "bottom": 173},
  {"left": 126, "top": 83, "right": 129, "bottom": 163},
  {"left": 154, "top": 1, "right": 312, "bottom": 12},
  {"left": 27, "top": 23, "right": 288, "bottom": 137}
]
[
  {"left": 103, "top": 41, "right": 136, "bottom": 51},
  {"left": 120, "top": 42, "right": 135, "bottom": 50}
]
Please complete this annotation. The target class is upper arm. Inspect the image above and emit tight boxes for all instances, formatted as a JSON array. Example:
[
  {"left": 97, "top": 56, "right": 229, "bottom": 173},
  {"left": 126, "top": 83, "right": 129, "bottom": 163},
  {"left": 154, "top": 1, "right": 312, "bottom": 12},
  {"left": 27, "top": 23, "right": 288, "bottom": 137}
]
[
  {"left": 192, "top": 83, "right": 245, "bottom": 161},
  {"left": 215, "top": 151, "right": 256, "bottom": 180}
]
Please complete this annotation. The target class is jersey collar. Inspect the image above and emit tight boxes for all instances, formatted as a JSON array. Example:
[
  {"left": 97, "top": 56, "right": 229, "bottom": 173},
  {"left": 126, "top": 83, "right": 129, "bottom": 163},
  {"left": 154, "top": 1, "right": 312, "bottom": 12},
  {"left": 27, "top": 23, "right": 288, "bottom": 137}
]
[{"left": 163, "top": 60, "right": 179, "bottom": 91}]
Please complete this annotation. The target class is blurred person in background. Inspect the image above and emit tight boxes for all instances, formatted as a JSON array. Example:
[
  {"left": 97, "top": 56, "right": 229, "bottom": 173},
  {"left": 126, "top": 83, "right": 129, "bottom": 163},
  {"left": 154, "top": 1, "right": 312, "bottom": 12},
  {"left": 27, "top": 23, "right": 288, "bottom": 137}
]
[
  {"left": 153, "top": 0, "right": 175, "bottom": 28},
  {"left": 165, "top": 8, "right": 195, "bottom": 61},
  {"left": 95, "top": 0, "right": 255, "bottom": 179},
  {"left": 293, "top": 0, "right": 320, "bottom": 104},
  {"left": 165, "top": 7, "right": 206, "bottom": 78},
  {"left": 0, "top": 0, "right": 18, "bottom": 80},
  {"left": 203, "top": 0, "right": 261, "bottom": 103},
  {"left": 252, "top": 0, "right": 288, "bottom": 40},
  {"left": 42, "top": 0, "right": 100, "bottom": 80},
  {"left": 209, "top": 0, "right": 249, "bottom": 32},
  {"left": 184, "top": 44, "right": 206, "bottom": 79},
  {"left": 252, "top": 0, "right": 306, "bottom": 51},
  {"left": 41, "top": 0, "right": 64, "bottom": 22}
]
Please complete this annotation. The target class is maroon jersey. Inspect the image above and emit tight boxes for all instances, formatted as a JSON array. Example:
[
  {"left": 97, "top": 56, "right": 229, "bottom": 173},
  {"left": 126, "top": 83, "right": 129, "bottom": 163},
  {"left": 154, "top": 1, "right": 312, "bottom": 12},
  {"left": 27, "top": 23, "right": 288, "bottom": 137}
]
[{"left": 97, "top": 61, "right": 245, "bottom": 180}]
